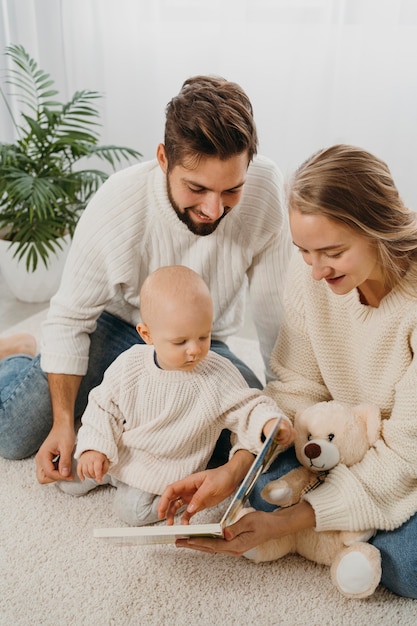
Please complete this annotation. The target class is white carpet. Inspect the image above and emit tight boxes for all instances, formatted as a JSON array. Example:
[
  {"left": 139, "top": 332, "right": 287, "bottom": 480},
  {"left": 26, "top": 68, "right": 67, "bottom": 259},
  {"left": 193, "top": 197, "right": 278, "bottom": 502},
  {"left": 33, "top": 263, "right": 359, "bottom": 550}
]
[{"left": 1, "top": 312, "right": 417, "bottom": 625}]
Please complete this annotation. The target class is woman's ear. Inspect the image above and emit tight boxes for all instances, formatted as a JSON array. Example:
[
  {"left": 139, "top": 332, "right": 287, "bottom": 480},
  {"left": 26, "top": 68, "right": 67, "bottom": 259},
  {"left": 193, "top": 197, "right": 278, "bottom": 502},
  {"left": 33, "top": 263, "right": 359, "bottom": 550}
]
[{"left": 137, "top": 323, "right": 153, "bottom": 345}]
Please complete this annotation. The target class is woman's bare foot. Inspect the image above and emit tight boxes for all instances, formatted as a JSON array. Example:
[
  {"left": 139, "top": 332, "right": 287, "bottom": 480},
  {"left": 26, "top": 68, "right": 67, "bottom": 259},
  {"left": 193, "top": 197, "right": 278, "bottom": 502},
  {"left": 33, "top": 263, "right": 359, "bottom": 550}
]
[{"left": 0, "top": 333, "right": 37, "bottom": 358}]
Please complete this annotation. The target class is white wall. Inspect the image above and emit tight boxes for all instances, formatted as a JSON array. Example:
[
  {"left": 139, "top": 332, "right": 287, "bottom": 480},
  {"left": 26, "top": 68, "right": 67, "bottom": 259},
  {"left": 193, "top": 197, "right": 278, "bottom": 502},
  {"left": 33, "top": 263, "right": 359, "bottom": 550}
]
[{"left": 1, "top": 0, "right": 417, "bottom": 205}]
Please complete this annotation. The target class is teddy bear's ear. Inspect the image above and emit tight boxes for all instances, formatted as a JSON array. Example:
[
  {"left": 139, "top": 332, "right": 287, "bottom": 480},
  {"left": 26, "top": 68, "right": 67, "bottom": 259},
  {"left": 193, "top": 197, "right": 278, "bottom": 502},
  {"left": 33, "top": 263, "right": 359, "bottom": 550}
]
[{"left": 353, "top": 403, "right": 381, "bottom": 446}]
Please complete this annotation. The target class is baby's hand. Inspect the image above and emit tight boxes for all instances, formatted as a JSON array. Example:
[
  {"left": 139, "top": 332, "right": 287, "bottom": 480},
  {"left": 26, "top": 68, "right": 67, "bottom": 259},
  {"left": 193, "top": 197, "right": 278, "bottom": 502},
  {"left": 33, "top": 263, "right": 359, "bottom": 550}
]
[
  {"left": 263, "top": 418, "right": 297, "bottom": 448},
  {"left": 276, "top": 418, "right": 297, "bottom": 447},
  {"left": 77, "top": 450, "right": 109, "bottom": 483}
]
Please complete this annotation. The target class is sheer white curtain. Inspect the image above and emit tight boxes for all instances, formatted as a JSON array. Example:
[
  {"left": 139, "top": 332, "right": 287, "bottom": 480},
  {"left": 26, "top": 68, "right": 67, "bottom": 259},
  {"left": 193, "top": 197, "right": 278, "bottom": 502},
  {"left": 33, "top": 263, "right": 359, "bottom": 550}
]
[{"left": 1, "top": 0, "right": 416, "bottom": 204}]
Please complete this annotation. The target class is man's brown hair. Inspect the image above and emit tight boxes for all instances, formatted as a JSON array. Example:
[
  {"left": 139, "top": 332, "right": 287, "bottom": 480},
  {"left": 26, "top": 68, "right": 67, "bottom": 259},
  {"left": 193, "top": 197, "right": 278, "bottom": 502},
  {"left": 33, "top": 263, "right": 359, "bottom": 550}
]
[{"left": 164, "top": 75, "right": 258, "bottom": 170}]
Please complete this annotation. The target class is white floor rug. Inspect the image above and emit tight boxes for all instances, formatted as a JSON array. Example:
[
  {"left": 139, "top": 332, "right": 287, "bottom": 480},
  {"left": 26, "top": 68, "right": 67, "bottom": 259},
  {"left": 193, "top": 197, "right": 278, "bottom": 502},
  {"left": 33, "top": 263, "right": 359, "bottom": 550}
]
[{"left": 1, "top": 312, "right": 416, "bottom": 625}]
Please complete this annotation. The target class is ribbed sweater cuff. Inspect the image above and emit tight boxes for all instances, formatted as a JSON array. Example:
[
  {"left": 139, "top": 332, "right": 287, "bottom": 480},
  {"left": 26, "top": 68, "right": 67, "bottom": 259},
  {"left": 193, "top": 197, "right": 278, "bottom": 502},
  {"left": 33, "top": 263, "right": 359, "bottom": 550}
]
[
  {"left": 303, "top": 465, "right": 374, "bottom": 532},
  {"left": 40, "top": 352, "right": 89, "bottom": 376}
]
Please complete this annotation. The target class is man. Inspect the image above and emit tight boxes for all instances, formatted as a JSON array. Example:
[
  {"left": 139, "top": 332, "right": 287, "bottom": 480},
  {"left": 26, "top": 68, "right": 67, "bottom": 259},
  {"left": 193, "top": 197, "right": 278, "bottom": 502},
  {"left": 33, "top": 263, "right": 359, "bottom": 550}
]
[{"left": 0, "top": 75, "right": 292, "bottom": 483}]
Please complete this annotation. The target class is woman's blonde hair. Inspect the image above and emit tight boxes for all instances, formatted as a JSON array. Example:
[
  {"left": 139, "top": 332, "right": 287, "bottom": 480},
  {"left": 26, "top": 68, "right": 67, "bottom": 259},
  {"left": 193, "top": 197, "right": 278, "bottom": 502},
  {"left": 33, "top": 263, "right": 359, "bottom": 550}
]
[{"left": 288, "top": 144, "right": 417, "bottom": 292}]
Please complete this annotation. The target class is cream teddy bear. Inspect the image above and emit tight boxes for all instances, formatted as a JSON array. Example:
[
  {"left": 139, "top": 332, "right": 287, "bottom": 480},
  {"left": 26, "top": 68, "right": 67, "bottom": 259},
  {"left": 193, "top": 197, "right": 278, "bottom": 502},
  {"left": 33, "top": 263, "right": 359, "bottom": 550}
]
[{"left": 243, "top": 400, "right": 383, "bottom": 599}]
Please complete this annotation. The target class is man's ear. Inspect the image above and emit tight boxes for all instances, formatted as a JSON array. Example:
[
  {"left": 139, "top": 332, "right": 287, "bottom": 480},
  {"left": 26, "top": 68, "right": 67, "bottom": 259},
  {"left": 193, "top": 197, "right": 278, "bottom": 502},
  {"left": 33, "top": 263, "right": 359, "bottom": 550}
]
[
  {"left": 156, "top": 143, "right": 168, "bottom": 174},
  {"left": 137, "top": 323, "right": 153, "bottom": 345}
]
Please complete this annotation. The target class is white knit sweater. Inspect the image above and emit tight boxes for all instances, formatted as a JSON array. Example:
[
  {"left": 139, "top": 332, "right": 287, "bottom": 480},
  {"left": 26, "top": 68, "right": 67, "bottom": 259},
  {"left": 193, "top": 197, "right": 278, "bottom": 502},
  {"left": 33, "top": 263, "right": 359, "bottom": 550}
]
[
  {"left": 40, "top": 155, "right": 292, "bottom": 378},
  {"left": 74, "top": 346, "right": 283, "bottom": 494},
  {"left": 265, "top": 253, "right": 417, "bottom": 533}
]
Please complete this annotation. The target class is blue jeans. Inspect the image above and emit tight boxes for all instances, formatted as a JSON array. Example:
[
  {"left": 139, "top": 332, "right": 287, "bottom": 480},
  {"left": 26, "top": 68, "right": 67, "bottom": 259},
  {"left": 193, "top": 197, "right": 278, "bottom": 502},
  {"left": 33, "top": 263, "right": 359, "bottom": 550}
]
[
  {"left": 0, "top": 311, "right": 262, "bottom": 461},
  {"left": 249, "top": 448, "right": 417, "bottom": 599}
]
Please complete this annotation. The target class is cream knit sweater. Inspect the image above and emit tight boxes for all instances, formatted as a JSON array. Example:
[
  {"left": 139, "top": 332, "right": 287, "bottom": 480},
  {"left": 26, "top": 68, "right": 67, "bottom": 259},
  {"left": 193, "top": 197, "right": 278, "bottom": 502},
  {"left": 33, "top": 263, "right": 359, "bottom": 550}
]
[
  {"left": 265, "top": 253, "right": 417, "bottom": 533},
  {"left": 74, "top": 346, "right": 283, "bottom": 494},
  {"left": 41, "top": 155, "right": 292, "bottom": 378}
]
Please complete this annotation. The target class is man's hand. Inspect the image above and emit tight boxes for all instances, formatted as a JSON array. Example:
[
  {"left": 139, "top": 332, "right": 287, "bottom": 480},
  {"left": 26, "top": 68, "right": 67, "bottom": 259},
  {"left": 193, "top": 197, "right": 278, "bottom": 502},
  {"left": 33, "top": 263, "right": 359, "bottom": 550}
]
[{"left": 35, "top": 424, "right": 76, "bottom": 484}]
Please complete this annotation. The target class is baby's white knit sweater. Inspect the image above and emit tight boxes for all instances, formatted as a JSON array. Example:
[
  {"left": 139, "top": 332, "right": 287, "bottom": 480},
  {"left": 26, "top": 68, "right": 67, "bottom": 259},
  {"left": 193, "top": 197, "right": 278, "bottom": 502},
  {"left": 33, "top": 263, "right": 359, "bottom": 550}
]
[
  {"left": 41, "top": 155, "right": 292, "bottom": 378},
  {"left": 74, "top": 346, "right": 283, "bottom": 494},
  {"left": 266, "top": 253, "right": 417, "bottom": 533}
]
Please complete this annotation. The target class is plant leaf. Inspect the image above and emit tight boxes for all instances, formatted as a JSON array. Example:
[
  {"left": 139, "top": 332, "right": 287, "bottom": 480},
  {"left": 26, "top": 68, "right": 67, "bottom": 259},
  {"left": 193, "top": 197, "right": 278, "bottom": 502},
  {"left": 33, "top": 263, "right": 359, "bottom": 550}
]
[{"left": 0, "top": 43, "right": 142, "bottom": 271}]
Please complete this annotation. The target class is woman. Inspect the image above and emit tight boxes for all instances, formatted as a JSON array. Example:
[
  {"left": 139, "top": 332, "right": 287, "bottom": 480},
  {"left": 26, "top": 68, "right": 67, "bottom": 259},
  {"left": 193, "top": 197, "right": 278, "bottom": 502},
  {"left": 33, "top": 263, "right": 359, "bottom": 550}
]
[{"left": 159, "top": 144, "right": 417, "bottom": 599}]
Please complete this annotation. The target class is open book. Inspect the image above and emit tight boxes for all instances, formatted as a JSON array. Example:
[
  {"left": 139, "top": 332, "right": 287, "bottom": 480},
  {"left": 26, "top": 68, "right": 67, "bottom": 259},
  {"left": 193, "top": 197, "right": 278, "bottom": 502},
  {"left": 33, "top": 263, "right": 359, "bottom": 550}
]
[{"left": 94, "top": 418, "right": 283, "bottom": 545}]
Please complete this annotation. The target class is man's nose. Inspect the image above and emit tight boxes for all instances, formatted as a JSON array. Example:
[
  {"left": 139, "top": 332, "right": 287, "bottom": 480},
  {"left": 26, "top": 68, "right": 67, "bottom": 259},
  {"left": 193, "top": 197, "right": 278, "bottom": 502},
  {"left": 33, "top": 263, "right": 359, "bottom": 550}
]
[{"left": 202, "top": 193, "right": 224, "bottom": 221}]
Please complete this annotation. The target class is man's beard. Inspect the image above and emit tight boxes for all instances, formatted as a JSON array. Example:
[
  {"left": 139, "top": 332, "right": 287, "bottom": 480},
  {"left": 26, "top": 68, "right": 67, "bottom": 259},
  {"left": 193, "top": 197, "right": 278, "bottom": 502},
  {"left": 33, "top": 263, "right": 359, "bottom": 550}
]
[{"left": 166, "top": 177, "right": 226, "bottom": 236}]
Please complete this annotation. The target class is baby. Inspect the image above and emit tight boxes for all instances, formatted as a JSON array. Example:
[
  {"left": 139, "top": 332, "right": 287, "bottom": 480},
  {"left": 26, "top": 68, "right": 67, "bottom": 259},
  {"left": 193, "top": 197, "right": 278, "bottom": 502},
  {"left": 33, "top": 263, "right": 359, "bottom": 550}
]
[{"left": 58, "top": 266, "right": 295, "bottom": 525}]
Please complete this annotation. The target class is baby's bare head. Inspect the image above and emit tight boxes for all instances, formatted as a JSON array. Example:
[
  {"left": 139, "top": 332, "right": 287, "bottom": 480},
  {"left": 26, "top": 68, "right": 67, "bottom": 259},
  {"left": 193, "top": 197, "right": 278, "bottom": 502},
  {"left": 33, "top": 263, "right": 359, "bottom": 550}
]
[{"left": 140, "top": 266, "right": 213, "bottom": 327}]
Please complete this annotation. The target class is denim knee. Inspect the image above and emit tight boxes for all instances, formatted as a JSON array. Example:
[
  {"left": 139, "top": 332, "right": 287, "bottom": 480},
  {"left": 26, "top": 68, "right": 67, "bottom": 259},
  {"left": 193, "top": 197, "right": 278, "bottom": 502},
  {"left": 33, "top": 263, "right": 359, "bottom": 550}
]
[
  {"left": 249, "top": 447, "right": 300, "bottom": 511},
  {"left": 0, "top": 354, "right": 52, "bottom": 459},
  {"left": 370, "top": 512, "right": 417, "bottom": 598}
]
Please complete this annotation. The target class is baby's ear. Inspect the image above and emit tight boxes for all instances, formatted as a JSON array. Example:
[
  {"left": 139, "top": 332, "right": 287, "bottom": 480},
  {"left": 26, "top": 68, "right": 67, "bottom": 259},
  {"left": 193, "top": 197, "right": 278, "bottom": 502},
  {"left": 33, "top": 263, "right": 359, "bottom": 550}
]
[{"left": 137, "top": 323, "right": 153, "bottom": 345}]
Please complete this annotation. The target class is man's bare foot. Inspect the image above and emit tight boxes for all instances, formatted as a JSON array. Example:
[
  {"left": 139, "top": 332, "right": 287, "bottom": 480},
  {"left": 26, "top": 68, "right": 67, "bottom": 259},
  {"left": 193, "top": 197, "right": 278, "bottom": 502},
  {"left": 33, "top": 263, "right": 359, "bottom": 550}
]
[{"left": 0, "top": 333, "right": 37, "bottom": 358}]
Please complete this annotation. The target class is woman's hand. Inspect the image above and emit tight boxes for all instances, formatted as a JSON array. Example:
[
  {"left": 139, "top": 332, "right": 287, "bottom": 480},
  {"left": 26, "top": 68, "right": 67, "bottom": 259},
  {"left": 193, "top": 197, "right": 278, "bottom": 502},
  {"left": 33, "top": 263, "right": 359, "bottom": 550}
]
[
  {"left": 175, "top": 501, "right": 316, "bottom": 555},
  {"left": 158, "top": 449, "right": 255, "bottom": 524},
  {"left": 177, "top": 509, "right": 282, "bottom": 555}
]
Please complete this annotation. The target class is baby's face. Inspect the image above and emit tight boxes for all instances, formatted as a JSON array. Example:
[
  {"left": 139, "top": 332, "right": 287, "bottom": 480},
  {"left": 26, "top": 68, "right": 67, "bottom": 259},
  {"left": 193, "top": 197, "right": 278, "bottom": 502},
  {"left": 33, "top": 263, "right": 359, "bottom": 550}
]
[{"left": 150, "top": 303, "right": 212, "bottom": 371}]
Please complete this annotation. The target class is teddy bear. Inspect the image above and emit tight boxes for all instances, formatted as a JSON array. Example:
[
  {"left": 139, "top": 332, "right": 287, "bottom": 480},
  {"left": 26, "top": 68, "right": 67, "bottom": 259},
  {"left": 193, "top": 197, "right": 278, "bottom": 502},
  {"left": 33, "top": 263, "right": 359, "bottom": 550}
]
[{"left": 242, "top": 400, "right": 383, "bottom": 599}]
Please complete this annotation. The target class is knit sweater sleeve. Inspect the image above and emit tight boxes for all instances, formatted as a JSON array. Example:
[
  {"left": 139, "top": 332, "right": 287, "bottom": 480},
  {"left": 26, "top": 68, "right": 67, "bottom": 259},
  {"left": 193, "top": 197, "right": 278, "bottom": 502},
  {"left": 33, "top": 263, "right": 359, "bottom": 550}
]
[
  {"left": 206, "top": 354, "right": 289, "bottom": 456},
  {"left": 74, "top": 352, "right": 128, "bottom": 464},
  {"left": 40, "top": 162, "right": 154, "bottom": 374}
]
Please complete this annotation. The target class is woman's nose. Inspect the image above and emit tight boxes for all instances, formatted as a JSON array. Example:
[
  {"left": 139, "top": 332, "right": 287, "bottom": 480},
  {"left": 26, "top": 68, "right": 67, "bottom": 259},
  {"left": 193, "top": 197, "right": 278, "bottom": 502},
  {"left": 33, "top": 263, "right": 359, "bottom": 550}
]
[{"left": 311, "top": 260, "right": 332, "bottom": 281}]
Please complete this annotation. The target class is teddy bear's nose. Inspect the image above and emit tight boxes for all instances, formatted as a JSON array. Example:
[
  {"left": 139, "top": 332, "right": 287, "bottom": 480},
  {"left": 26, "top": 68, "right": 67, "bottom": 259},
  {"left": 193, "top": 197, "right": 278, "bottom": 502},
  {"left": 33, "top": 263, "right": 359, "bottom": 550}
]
[{"left": 304, "top": 442, "right": 322, "bottom": 459}]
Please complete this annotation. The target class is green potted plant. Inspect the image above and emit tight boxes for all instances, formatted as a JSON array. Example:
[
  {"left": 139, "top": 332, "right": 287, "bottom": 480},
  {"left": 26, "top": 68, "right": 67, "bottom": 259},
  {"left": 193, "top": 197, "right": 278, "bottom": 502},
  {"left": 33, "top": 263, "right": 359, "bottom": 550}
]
[{"left": 0, "top": 44, "right": 142, "bottom": 301}]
